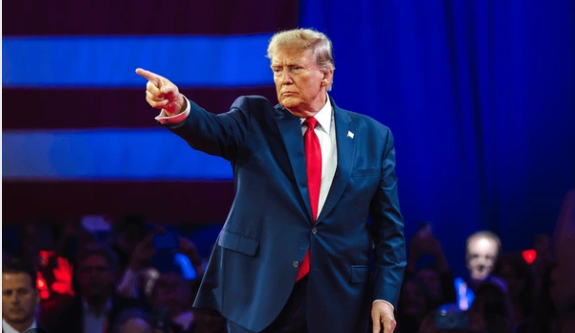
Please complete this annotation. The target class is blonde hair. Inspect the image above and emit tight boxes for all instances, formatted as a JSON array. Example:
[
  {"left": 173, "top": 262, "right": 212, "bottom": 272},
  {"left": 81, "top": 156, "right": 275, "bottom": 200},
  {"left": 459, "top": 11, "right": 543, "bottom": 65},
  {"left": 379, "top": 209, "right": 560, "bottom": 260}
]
[{"left": 267, "top": 28, "right": 335, "bottom": 90}]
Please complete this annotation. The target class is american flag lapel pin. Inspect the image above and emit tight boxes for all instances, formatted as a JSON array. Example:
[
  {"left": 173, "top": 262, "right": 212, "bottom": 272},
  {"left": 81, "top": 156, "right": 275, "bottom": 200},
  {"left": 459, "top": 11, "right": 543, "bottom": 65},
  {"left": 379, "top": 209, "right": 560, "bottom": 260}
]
[{"left": 347, "top": 131, "right": 354, "bottom": 139}]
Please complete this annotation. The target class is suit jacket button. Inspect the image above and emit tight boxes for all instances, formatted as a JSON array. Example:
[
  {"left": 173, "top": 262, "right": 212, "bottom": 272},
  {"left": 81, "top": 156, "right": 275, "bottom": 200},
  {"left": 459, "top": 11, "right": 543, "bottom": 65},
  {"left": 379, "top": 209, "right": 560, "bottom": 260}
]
[
  {"left": 312, "top": 227, "right": 317, "bottom": 235},
  {"left": 293, "top": 261, "right": 299, "bottom": 268}
]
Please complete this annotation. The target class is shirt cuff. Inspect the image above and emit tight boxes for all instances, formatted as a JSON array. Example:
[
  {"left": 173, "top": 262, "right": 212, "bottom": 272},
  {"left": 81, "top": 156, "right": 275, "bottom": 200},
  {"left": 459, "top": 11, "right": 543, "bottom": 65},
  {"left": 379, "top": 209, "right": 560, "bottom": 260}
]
[
  {"left": 373, "top": 299, "right": 394, "bottom": 310},
  {"left": 155, "top": 96, "right": 190, "bottom": 125}
]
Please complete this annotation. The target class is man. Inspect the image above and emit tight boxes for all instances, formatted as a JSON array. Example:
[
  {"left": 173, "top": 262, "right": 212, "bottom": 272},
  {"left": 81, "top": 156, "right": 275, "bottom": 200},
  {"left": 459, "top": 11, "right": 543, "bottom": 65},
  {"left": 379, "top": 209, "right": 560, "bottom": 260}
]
[
  {"left": 42, "top": 243, "right": 139, "bottom": 333},
  {"left": 2, "top": 258, "right": 40, "bottom": 333},
  {"left": 454, "top": 230, "right": 501, "bottom": 310},
  {"left": 136, "top": 28, "right": 406, "bottom": 333}
]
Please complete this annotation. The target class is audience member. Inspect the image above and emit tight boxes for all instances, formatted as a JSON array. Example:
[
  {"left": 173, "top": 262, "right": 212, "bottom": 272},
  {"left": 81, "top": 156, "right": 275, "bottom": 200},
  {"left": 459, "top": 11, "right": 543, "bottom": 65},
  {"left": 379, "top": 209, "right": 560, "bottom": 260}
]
[
  {"left": 471, "top": 277, "right": 516, "bottom": 333},
  {"left": 407, "top": 223, "right": 457, "bottom": 308},
  {"left": 517, "top": 263, "right": 557, "bottom": 333},
  {"left": 2, "top": 258, "right": 41, "bottom": 333},
  {"left": 493, "top": 253, "right": 534, "bottom": 324},
  {"left": 42, "top": 243, "right": 140, "bottom": 333},
  {"left": 397, "top": 277, "right": 431, "bottom": 333}
]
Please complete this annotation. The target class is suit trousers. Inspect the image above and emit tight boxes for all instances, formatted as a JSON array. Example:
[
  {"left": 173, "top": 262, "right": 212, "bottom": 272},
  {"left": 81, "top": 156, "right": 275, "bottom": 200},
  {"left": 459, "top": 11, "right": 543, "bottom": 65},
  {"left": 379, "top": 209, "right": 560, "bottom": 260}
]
[{"left": 227, "top": 276, "right": 309, "bottom": 333}]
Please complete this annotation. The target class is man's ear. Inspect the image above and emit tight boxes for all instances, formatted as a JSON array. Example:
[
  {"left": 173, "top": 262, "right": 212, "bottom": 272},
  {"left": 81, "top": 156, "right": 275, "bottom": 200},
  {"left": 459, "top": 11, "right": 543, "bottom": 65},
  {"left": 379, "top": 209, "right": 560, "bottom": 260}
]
[{"left": 321, "top": 69, "right": 334, "bottom": 87}]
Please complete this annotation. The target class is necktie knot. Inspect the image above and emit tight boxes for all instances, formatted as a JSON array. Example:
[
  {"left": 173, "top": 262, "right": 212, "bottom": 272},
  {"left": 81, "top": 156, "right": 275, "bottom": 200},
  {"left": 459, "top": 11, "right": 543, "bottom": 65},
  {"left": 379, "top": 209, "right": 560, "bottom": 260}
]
[{"left": 304, "top": 117, "right": 318, "bottom": 131}]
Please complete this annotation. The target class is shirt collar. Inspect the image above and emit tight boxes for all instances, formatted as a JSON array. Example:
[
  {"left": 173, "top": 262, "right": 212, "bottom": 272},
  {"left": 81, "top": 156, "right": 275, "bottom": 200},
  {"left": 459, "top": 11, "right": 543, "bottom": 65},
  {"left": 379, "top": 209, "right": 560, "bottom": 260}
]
[
  {"left": 300, "top": 94, "right": 333, "bottom": 134},
  {"left": 2, "top": 319, "right": 36, "bottom": 333}
]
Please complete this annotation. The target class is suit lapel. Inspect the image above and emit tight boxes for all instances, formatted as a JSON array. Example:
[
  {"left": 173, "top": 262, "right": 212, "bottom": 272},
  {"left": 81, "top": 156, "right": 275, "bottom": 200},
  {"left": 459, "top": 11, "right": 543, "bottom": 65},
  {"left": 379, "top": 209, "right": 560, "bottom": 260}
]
[
  {"left": 273, "top": 104, "right": 314, "bottom": 224},
  {"left": 317, "top": 99, "right": 355, "bottom": 223}
]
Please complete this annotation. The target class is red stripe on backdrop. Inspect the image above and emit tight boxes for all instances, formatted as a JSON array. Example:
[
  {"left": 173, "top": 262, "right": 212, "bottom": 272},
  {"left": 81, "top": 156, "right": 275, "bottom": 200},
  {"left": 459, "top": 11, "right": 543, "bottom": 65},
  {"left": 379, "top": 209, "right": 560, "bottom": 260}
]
[
  {"left": 3, "top": 87, "right": 278, "bottom": 130},
  {"left": 2, "top": 181, "right": 235, "bottom": 223},
  {"left": 3, "top": 0, "right": 298, "bottom": 36}
]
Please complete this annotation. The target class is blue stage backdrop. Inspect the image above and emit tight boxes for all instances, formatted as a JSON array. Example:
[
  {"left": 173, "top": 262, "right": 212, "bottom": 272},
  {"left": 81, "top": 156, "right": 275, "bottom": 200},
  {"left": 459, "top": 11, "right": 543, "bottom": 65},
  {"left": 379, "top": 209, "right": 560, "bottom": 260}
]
[{"left": 301, "top": 0, "right": 575, "bottom": 274}]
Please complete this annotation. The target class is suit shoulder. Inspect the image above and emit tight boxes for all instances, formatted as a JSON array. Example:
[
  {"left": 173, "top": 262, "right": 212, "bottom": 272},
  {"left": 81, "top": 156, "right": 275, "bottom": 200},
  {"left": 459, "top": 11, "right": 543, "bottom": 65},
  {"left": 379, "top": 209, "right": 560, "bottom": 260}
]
[
  {"left": 231, "top": 95, "right": 274, "bottom": 112},
  {"left": 341, "top": 108, "right": 391, "bottom": 135}
]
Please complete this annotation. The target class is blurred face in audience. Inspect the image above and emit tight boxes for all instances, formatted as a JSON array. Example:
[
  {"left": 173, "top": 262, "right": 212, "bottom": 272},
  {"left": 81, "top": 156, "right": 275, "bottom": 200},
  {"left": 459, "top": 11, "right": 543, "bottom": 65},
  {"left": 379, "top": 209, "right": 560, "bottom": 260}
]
[
  {"left": 152, "top": 272, "right": 191, "bottom": 319},
  {"left": 77, "top": 255, "right": 115, "bottom": 298},
  {"left": 399, "top": 280, "right": 428, "bottom": 316},
  {"left": 2, "top": 272, "right": 39, "bottom": 326},
  {"left": 466, "top": 237, "right": 498, "bottom": 281},
  {"left": 416, "top": 268, "right": 441, "bottom": 300}
]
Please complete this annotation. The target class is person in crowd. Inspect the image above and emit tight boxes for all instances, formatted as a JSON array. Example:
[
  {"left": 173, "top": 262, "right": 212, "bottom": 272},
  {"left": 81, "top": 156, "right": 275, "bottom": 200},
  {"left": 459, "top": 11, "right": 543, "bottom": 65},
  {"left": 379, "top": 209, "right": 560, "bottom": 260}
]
[
  {"left": 42, "top": 243, "right": 140, "bottom": 333},
  {"left": 454, "top": 231, "right": 502, "bottom": 310},
  {"left": 517, "top": 263, "right": 557, "bottom": 333},
  {"left": 396, "top": 277, "right": 431, "bottom": 333},
  {"left": 470, "top": 277, "right": 516, "bottom": 333},
  {"left": 493, "top": 253, "right": 534, "bottom": 325},
  {"left": 117, "top": 232, "right": 212, "bottom": 333},
  {"left": 406, "top": 223, "right": 457, "bottom": 308},
  {"left": 2, "top": 258, "right": 41, "bottom": 333}
]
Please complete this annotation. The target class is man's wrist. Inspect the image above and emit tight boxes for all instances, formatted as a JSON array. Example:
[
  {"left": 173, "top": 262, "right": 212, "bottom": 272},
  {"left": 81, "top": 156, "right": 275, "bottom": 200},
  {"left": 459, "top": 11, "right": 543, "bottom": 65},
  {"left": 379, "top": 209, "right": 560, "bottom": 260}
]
[{"left": 373, "top": 299, "right": 394, "bottom": 310}]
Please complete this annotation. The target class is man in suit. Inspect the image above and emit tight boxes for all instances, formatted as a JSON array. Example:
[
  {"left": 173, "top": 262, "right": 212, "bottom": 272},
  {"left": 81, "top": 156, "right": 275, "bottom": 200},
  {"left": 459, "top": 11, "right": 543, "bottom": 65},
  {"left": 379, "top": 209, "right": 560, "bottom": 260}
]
[{"left": 136, "top": 28, "right": 406, "bottom": 333}]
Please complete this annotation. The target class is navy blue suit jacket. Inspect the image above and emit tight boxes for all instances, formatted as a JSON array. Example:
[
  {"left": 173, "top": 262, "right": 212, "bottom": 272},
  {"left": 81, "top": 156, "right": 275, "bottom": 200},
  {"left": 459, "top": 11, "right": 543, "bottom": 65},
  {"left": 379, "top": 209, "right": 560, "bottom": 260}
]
[{"left": 166, "top": 95, "right": 406, "bottom": 333}]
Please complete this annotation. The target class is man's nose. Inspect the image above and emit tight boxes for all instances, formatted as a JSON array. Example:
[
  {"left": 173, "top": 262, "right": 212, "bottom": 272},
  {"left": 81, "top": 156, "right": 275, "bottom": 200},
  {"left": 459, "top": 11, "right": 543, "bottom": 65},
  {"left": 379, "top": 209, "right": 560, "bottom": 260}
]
[{"left": 281, "top": 70, "right": 293, "bottom": 84}]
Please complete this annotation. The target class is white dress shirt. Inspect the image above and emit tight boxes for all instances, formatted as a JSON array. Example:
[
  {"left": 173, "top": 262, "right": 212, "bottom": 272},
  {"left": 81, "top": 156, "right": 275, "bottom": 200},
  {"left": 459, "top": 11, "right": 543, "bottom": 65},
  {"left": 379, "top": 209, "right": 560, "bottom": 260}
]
[
  {"left": 156, "top": 95, "right": 392, "bottom": 308},
  {"left": 299, "top": 96, "right": 338, "bottom": 219},
  {"left": 2, "top": 319, "right": 36, "bottom": 333}
]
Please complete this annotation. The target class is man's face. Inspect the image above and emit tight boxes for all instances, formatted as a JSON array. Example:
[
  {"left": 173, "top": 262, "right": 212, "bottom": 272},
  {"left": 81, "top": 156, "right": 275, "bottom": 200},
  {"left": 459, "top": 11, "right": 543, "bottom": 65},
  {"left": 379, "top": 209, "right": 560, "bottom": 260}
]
[
  {"left": 77, "top": 255, "right": 115, "bottom": 297},
  {"left": 466, "top": 237, "right": 498, "bottom": 281},
  {"left": 2, "top": 272, "right": 39, "bottom": 324},
  {"left": 271, "top": 47, "right": 332, "bottom": 118}
]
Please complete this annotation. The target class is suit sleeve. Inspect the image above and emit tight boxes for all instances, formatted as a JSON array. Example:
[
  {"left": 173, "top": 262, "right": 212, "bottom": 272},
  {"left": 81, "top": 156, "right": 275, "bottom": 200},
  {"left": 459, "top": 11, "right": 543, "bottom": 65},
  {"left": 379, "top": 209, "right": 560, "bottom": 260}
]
[
  {"left": 161, "top": 96, "right": 251, "bottom": 161},
  {"left": 369, "top": 128, "right": 406, "bottom": 307}
]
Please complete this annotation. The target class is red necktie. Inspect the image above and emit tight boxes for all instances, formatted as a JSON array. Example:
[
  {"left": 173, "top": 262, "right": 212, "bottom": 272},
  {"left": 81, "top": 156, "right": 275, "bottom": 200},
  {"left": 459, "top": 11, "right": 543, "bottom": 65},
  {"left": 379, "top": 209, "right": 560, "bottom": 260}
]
[{"left": 296, "top": 117, "right": 322, "bottom": 281}]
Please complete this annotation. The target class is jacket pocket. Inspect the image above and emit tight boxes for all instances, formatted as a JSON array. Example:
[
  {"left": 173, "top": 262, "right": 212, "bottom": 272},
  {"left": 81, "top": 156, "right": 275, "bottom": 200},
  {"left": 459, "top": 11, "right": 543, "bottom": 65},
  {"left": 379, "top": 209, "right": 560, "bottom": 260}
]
[
  {"left": 350, "top": 265, "right": 370, "bottom": 284},
  {"left": 218, "top": 230, "right": 259, "bottom": 257},
  {"left": 351, "top": 168, "right": 379, "bottom": 178}
]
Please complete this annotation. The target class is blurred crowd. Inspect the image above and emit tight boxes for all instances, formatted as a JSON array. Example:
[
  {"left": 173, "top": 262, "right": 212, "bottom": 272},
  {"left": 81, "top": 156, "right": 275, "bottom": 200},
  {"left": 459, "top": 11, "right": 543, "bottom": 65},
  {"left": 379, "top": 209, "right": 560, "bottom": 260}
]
[
  {"left": 2, "top": 191, "right": 574, "bottom": 333},
  {"left": 397, "top": 190, "right": 575, "bottom": 333}
]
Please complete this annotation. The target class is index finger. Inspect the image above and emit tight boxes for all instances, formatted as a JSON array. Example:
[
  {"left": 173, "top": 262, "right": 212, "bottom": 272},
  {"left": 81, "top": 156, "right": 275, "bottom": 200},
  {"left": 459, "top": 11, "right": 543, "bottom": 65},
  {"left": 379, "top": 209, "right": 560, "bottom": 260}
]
[{"left": 135, "top": 68, "right": 161, "bottom": 86}]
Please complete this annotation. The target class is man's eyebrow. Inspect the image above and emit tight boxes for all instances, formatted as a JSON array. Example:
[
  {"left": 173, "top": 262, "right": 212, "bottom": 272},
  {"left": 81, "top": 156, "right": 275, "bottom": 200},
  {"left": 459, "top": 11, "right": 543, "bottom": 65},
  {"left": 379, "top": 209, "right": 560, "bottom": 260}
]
[{"left": 271, "top": 61, "right": 304, "bottom": 67}]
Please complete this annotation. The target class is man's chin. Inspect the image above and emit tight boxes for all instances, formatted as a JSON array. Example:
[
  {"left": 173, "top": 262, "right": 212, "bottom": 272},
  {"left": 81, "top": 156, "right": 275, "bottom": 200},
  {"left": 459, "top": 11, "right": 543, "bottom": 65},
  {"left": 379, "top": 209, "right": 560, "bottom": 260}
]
[{"left": 280, "top": 97, "right": 299, "bottom": 108}]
